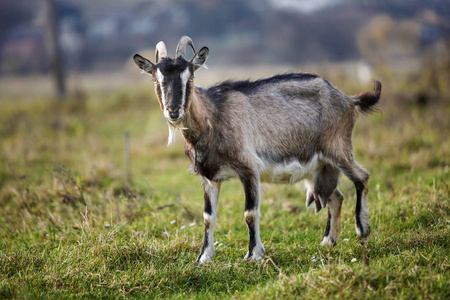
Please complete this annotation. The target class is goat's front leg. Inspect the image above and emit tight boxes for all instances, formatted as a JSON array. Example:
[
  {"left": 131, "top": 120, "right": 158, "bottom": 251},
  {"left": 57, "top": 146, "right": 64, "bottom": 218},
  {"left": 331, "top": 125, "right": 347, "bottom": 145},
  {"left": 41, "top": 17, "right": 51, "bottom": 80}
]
[
  {"left": 240, "top": 170, "right": 265, "bottom": 261},
  {"left": 196, "top": 179, "right": 221, "bottom": 264}
]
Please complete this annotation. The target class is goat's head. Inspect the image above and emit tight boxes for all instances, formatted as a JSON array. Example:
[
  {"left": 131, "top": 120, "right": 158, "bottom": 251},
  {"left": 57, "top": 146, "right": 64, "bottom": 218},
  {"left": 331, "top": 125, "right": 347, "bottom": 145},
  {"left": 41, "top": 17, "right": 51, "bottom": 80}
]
[{"left": 133, "top": 36, "right": 209, "bottom": 125}]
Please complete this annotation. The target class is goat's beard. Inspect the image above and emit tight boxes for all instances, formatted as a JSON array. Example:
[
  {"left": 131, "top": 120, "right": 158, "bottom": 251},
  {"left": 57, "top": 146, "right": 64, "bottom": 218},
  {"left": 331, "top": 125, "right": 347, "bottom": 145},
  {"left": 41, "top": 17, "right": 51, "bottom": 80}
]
[
  {"left": 168, "top": 118, "right": 182, "bottom": 126},
  {"left": 166, "top": 114, "right": 189, "bottom": 146},
  {"left": 167, "top": 122, "right": 176, "bottom": 146}
]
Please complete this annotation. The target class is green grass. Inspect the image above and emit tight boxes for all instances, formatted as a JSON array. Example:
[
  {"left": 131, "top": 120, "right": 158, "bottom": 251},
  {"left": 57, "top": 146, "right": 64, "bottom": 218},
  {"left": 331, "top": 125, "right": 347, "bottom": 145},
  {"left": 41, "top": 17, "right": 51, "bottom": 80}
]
[{"left": 0, "top": 74, "right": 449, "bottom": 299}]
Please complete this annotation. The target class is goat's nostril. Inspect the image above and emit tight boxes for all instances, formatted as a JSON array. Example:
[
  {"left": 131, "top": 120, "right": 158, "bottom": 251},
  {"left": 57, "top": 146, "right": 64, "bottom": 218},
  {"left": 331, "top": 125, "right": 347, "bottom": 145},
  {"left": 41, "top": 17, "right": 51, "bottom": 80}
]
[{"left": 168, "top": 108, "right": 180, "bottom": 119}]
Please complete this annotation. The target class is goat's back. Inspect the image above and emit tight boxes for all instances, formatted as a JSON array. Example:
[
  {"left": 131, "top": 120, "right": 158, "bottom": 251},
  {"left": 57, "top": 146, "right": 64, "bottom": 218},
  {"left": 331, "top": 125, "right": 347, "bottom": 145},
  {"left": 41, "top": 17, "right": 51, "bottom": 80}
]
[{"left": 205, "top": 74, "right": 356, "bottom": 162}]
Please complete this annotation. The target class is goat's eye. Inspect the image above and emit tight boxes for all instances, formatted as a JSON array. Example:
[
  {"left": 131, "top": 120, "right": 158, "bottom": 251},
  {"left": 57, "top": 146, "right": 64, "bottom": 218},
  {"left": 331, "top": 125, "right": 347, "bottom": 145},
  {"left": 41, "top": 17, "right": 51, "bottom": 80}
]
[{"left": 189, "top": 77, "right": 194, "bottom": 82}]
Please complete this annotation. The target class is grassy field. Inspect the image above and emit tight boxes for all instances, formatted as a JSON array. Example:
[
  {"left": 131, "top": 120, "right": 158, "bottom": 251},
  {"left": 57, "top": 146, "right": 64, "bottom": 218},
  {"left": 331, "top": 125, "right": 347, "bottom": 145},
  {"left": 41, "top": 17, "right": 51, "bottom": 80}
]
[{"left": 0, "top": 67, "right": 449, "bottom": 299}]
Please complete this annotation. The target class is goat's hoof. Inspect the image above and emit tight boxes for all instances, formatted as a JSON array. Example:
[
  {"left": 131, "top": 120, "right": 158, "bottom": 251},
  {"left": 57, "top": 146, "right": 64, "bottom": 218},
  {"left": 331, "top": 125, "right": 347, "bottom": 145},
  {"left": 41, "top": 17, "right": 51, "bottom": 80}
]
[
  {"left": 196, "top": 254, "right": 213, "bottom": 265},
  {"left": 356, "top": 224, "right": 370, "bottom": 238},
  {"left": 321, "top": 236, "right": 337, "bottom": 246},
  {"left": 196, "top": 248, "right": 215, "bottom": 265},
  {"left": 244, "top": 255, "right": 265, "bottom": 263},
  {"left": 244, "top": 245, "right": 265, "bottom": 262}
]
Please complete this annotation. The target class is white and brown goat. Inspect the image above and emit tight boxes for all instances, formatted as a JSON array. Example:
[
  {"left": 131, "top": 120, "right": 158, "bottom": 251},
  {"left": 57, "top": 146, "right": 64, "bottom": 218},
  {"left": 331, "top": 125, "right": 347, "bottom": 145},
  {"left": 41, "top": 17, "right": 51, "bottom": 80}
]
[{"left": 133, "top": 36, "right": 381, "bottom": 264}]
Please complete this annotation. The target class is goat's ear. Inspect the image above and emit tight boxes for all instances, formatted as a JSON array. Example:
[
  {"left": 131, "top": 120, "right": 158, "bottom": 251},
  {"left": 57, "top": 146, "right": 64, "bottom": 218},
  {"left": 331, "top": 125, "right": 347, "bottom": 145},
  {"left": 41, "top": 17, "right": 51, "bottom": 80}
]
[
  {"left": 133, "top": 54, "right": 155, "bottom": 74},
  {"left": 191, "top": 47, "right": 209, "bottom": 72}
]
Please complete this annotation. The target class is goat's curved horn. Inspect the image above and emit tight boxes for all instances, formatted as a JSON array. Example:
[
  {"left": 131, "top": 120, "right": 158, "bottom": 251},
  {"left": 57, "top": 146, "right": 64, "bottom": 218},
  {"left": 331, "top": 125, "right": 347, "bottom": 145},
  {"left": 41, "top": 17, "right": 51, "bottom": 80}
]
[
  {"left": 155, "top": 41, "right": 168, "bottom": 63},
  {"left": 176, "top": 36, "right": 195, "bottom": 59}
]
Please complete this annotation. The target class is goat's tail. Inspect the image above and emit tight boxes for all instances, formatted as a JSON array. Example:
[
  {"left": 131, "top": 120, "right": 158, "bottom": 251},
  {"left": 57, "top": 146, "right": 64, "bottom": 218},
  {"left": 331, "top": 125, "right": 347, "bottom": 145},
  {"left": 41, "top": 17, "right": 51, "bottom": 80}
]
[{"left": 354, "top": 80, "right": 382, "bottom": 114}]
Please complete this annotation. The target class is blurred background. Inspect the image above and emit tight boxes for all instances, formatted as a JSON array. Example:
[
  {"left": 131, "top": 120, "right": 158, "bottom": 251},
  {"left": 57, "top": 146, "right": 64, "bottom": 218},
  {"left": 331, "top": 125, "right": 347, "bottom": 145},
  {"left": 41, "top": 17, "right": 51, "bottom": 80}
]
[
  {"left": 0, "top": 0, "right": 449, "bottom": 99},
  {"left": 0, "top": 0, "right": 449, "bottom": 283},
  {"left": 0, "top": 3, "right": 449, "bottom": 297},
  {"left": 0, "top": 0, "right": 449, "bottom": 191}
]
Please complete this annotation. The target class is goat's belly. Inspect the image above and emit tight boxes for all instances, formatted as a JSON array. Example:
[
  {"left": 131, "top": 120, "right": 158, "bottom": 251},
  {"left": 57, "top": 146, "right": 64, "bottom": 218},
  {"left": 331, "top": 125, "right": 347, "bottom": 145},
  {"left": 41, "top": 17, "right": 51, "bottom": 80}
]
[
  {"left": 212, "top": 167, "right": 238, "bottom": 182},
  {"left": 211, "top": 155, "right": 322, "bottom": 183},
  {"left": 260, "top": 156, "right": 321, "bottom": 184}
]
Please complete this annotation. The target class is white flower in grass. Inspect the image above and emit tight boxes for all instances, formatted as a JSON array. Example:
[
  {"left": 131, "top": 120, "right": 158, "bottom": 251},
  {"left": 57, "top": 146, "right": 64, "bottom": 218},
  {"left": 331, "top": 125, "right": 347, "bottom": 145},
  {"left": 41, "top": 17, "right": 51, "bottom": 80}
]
[
  {"left": 180, "top": 225, "right": 186, "bottom": 230},
  {"left": 170, "top": 220, "right": 176, "bottom": 224},
  {"left": 189, "top": 222, "right": 196, "bottom": 227},
  {"left": 343, "top": 238, "right": 349, "bottom": 242},
  {"left": 351, "top": 258, "right": 357, "bottom": 262}
]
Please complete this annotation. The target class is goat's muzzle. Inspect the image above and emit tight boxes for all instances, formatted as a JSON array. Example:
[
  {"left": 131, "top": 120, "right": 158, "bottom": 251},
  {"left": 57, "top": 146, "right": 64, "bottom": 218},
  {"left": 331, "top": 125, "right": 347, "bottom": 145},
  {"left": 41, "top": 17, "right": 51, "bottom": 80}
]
[
  {"left": 168, "top": 107, "right": 180, "bottom": 120},
  {"left": 166, "top": 109, "right": 184, "bottom": 126}
]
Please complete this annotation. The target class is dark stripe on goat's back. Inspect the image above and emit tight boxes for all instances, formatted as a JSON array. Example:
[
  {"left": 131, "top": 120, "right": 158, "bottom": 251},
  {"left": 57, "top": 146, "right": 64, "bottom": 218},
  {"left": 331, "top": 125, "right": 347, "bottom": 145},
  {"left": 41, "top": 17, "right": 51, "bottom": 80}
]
[{"left": 206, "top": 73, "right": 319, "bottom": 102}]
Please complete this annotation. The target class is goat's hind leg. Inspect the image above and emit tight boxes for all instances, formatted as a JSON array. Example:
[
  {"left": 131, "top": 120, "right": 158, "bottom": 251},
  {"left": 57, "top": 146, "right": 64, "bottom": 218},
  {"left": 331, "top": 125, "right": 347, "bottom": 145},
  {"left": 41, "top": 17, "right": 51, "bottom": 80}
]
[
  {"left": 197, "top": 179, "right": 221, "bottom": 264},
  {"left": 306, "top": 164, "right": 342, "bottom": 245},
  {"left": 322, "top": 188, "right": 344, "bottom": 246},
  {"left": 339, "top": 159, "right": 370, "bottom": 238},
  {"left": 313, "top": 164, "right": 342, "bottom": 246}
]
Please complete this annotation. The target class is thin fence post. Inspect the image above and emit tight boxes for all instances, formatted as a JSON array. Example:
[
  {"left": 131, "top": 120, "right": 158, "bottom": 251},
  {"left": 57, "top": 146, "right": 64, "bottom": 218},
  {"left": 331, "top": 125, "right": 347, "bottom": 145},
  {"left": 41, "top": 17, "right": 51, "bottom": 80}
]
[{"left": 124, "top": 132, "right": 132, "bottom": 183}]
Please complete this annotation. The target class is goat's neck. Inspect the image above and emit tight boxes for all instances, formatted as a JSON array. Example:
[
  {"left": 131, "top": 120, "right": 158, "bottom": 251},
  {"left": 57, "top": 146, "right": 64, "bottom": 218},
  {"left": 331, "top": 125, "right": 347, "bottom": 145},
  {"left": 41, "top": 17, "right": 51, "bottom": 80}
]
[{"left": 181, "top": 87, "right": 211, "bottom": 148}]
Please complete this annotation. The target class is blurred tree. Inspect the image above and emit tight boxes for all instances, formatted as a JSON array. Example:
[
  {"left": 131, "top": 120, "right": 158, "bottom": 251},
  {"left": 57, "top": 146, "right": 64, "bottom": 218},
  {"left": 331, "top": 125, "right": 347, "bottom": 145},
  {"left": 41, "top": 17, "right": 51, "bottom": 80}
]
[
  {"left": 357, "top": 14, "right": 420, "bottom": 65},
  {"left": 43, "top": 0, "right": 66, "bottom": 99}
]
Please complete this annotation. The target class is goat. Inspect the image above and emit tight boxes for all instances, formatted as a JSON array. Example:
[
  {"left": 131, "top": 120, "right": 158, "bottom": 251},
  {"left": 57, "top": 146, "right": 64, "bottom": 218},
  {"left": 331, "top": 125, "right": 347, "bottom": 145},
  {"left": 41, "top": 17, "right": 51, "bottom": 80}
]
[{"left": 133, "top": 36, "right": 381, "bottom": 264}]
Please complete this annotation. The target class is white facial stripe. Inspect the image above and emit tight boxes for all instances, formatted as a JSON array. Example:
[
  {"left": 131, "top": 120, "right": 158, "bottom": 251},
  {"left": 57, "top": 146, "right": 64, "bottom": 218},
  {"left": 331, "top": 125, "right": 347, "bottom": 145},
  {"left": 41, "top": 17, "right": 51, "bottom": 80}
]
[
  {"left": 156, "top": 69, "right": 166, "bottom": 110},
  {"left": 180, "top": 68, "right": 191, "bottom": 108}
]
